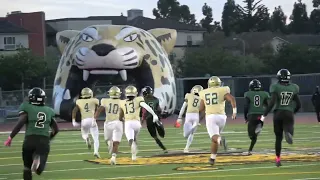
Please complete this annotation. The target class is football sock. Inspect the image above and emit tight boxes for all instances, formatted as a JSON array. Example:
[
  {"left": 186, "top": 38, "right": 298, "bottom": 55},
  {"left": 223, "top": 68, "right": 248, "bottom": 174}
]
[
  {"left": 210, "top": 154, "right": 217, "bottom": 159},
  {"left": 155, "top": 138, "right": 166, "bottom": 150},
  {"left": 23, "top": 168, "right": 32, "bottom": 180},
  {"left": 249, "top": 136, "right": 257, "bottom": 152},
  {"left": 185, "top": 134, "right": 194, "bottom": 149},
  {"left": 276, "top": 156, "right": 281, "bottom": 162},
  {"left": 217, "top": 137, "right": 221, "bottom": 145},
  {"left": 275, "top": 136, "right": 282, "bottom": 157}
]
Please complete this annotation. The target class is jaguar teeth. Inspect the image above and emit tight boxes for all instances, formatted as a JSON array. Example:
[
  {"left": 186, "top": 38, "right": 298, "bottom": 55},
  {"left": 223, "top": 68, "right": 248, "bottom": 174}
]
[
  {"left": 83, "top": 70, "right": 90, "bottom": 81},
  {"left": 119, "top": 70, "right": 127, "bottom": 81}
]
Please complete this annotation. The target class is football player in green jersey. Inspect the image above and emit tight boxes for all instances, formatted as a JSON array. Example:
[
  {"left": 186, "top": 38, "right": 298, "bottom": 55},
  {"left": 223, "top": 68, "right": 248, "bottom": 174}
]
[
  {"left": 261, "top": 69, "right": 301, "bottom": 167},
  {"left": 141, "top": 86, "right": 167, "bottom": 153},
  {"left": 244, "top": 79, "right": 270, "bottom": 155},
  {"left": 4, "top": 87, "right": 59, "bottom": 180}
]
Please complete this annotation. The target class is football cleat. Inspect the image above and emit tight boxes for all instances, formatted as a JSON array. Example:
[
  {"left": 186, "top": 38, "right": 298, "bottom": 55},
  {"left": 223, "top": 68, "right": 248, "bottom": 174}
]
[
  {"left": 31, "top": 155, "right": 40, "bottom": 172},
  {"left": 86, "top": 137, "right": 92, "bottom": 150},
  {"left": 284, "top": 132, "right": 293, "bottom": 145},
  {"left": 183, "top": 148, "right": 189, "bottom": 153},
  {"left": 110, "top": 156, "right": 116, "bottom": 165},
  {"left": 220, "top": 137, "right": 228, "bottom": 151},
  {"left": 94, "top": 153, "right": 101, "bottom": 159},
  {"left": 275, "top": 159, "right": 282, "bottom": 167},
  {"left": 209, "top": 158, "right": 215, "bottom": 166}
]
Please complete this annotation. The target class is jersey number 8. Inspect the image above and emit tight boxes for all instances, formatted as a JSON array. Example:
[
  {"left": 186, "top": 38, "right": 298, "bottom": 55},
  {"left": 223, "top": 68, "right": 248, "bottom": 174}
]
[
  {"left": 253, "top": 95, "right": 261, "bottom": 107},
  {"left": 205, "top": 93, "right": 218, "bottom": 105},
  {"left": 192, "top": 99, "right": 199, "bottom": 107},
  {"left": 35, "top": 112, "right": 46, "bottom": 128}
]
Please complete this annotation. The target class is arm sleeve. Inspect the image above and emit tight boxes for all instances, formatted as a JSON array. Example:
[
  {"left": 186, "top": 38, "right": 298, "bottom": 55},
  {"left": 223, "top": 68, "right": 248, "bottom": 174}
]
[
  {"left": 50, "top": 118, "right": 59, "bottom": 140},
  {"left": 9, "top": 113, "right": 27, "bottom": 139},
  {"left": 178, "top": 102, "right": 187, "bottom": 119},
  {"left": 140, "top": 102, "right": 157, "bottom": 117},
  {"left": 244, "top": 97, "right": 250, "bottom": 120}
]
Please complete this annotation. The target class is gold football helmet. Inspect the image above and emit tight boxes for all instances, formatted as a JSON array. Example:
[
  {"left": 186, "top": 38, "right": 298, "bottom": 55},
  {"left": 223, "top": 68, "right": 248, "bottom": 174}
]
[
  {"left": 208, "top": 76, "right": 222, "bottom": 88},
  {"left": 125, "top": 85, "right": 138, "bottom": 97},
  {"left": 191, "top": 85, "right": 203, "bottom": 94},
  {"left": 81, "top": 87, "right": 93, "bottom": 98},
  {"left": 108, "top": 86, "right": 121, "bottom": 98}
]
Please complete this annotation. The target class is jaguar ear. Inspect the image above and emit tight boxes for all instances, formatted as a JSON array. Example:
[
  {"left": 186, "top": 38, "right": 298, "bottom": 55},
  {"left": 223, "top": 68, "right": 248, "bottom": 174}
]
[
  {"left": 56, "top": 30, "right": 80, "bottom": 54},
  {"left": 148, "top": 28, "right": 177, "bottom": 54}
]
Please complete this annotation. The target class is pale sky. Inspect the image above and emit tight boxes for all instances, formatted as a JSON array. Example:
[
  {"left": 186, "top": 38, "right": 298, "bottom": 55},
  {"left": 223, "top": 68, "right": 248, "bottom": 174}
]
[{"left": 0, "top": 0, "right": 313, "bottom": 22}]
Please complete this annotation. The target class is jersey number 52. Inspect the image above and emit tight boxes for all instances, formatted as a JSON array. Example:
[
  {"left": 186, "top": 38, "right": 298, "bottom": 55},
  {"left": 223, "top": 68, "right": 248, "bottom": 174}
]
[{"left": 205, "top": 93, "right": 218, "bottom": 105}]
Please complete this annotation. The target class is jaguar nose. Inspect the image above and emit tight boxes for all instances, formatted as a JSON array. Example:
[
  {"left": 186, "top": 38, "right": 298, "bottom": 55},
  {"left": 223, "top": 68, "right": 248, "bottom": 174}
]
[{"left": 91, "top": 44, "right": 116, "bottom": 56}]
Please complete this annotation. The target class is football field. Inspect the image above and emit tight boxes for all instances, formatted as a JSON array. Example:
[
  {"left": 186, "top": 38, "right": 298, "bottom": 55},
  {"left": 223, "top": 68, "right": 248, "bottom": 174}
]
[{"left": 0, "top": 118, "right": 320, "bottom": 179}]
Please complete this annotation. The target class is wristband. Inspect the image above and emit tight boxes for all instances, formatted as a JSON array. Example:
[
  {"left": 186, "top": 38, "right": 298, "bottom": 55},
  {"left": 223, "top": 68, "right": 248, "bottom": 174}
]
[{"left": 233, "top": 108, "right": 237, "bottom": 114}]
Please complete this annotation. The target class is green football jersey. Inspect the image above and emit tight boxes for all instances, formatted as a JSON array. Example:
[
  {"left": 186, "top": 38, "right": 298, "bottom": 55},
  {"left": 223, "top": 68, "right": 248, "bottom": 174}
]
[
  {"left": 269, "top": 83, "right": 299, "bottom": 112},
  {"left": 144, "top": 96, "right": 160, "bottom": 120},
  {"left": 19, "top": 102, "right": 55, "bottom": 137},
  {"left": 244, "top": 90, "right": 270, "bottom": 115}
]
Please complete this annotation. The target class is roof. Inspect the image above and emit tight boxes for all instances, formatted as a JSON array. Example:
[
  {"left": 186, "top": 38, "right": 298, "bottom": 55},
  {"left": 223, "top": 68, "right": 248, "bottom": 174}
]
[
  {"left": 46, "top": 16, "right": 205, "bottom": 32},
  {"left": 46, "top": 23, "right": 56, "bottom": 34},
  {"left": 46, "top": 16, "right": 128, "bottom": 25},
  {"left": 0, "top": 20, "right": 28, "bottom": 33},
  {"left": 128, "top": 16, "right": 206, "bottom": 31}
]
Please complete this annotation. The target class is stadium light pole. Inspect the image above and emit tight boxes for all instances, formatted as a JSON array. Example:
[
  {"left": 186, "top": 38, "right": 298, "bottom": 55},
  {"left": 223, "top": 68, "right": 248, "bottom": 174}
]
[{"left": 233, "top": 38, "right": 246, "bottom": 56}]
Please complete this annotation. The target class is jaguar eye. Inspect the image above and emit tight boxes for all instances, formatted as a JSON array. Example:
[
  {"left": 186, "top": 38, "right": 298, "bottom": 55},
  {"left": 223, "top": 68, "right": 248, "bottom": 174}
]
[
  {"left": 82, "top": 34, "right": 94, "bottom": 42},
  {"left": 123, "top": 33, "right": 138, "bottom": 42}
]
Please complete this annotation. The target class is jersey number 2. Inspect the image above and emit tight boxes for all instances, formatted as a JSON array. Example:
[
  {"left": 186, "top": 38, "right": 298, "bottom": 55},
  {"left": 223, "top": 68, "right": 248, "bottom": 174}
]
[
  {"left": 125, "top": 102, "right": 135, "bottom": 114},
  {"left": 280, "top": 92, "right": 293, "bottom": 105},
  {"left": 35, "top": 112, "right": 46, "bottom": 128},
  {"left": 84, "top": 103, "right": 89, "bottom": 112},
  {"left": 253, "top": 95, "right": 261, "bottom": 107}
]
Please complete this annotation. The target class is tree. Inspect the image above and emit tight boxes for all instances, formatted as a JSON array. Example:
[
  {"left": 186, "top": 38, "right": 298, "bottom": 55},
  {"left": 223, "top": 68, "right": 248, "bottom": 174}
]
[
  {"left": 200, "top": 3, "right": 214, "bottom": 33},
  {"left": 222, "top": 0, "right": 241, "bottom": 36},
  {"left": 311, "top": 0, "right": 320, "bottom": 34},
  {"left": 237, "top": 0, "right": 271, "bottom": 32},
  {"left": 313, "top": 0, "right": 320, "bottom": 7},
  {"left": 288, "top": 0, "right": 310, "bottom": 34},
  {"left": 0, "top": 49, "right": 47, "bottom": 90},
  {"left": 270, "top": 6, "right": 287, "bottom": 33},
  {"left": 153, "top": 0, "right": 196, "bottom": 25}
]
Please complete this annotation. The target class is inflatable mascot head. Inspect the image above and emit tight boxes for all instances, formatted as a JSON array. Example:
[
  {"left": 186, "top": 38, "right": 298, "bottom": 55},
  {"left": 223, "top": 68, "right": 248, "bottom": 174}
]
[{"left": 53, "top": 25, "right": 177, "bottom": 121}]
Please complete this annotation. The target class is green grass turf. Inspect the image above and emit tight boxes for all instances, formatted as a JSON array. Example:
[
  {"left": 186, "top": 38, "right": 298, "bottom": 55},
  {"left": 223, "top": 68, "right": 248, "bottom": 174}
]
[{"left": 0, "top": 123, "right": 320, "bottom": 180}]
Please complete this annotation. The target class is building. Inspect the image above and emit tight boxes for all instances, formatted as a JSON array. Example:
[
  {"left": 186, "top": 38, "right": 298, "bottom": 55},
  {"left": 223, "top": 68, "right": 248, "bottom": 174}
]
[
  {"left": 0, "top": 20, "right": 29, "bottom": 56},
  {"left": 0, "top": 11, "right": 46, "bottom": 56},
  {"left": 46, "top": 9, "right": 206, "bottom": 60}
]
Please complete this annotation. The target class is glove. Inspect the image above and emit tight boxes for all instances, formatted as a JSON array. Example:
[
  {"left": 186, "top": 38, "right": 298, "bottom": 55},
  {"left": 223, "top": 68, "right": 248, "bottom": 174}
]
[
  {"left": 232, "top": 113, "right": 237, "bottom": 120},
  {"left": 72, "top": 119, "right": 80, "bottom": 127},
  {"left": 4, "top": 136, "right": 12, "bottom": 147},
  {"left": 174, "top": 118, "right": 182, "bottom": 128},
  {"left": 91, "top": 119, "right": 97, "bottom": 127},
  {"left": 260, "top": 115, "right": 265, "bottom": 122},
  {"left": 152, "top": 115, "right": 159, "bottom": 123}
]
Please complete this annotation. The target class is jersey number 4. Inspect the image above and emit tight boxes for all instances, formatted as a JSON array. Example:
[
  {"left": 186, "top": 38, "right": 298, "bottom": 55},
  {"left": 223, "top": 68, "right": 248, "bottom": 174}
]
[
  {"left": 84, "top": 103, "right": 90, "bottom": 112},
  {"left": 280, "top": 92, "right": 293, "bottom": 105},
  {"left": 205, "top": 93, "right": 218, "bottom": 105},
  {"left": 35, "top": 112, "right": 46, "bottom": 128}
]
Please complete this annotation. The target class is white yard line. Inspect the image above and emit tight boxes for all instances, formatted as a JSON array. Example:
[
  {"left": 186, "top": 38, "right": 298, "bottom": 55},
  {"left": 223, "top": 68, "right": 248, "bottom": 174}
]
[
  {"left": 292, "top": 178, "right": 320, "bottom": 180},
  {"left": 0, "top": 160, "right": 83, "bottom": 167},
  {"left": 101, "top": 163, "right": 320, "bottom": 179}
]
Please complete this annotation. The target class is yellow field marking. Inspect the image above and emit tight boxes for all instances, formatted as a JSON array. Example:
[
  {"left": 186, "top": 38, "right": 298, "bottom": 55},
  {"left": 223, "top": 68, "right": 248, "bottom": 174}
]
[
  {"left": 87, "top": 154, "right": 320, "bottom": 166},
  {"left": 131, "top": 171, "right": 320, "bottom": 179}
]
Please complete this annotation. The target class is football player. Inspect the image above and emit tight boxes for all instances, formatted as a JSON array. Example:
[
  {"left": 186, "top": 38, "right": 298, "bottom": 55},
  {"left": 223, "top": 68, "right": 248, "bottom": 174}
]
[
  {"left": 4, "top": 87, "right": 59, "bottom": 180},
  {"left": 141, "top": 86, "right": 167, "bottom": 153},
  {"left": 199, "top": 76, "right": 237, "bottom": 166},
  {"left": 72, "top": 87, "right": 100, "bottom": 158},
  {"left": 120, "top": 85, "right": 159, "bottom": 161},
  {"left": 176, "top": 85, "right": 203, "bottom": 153},
  {"left": 244, "top": 79, "right": 270, "bottom": 155},
  {"left": 261, "top": 69, "right": 301, "bottom": 167},
  {"left": 94, "top": 86, "right": 123, "bottom": 165}
]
